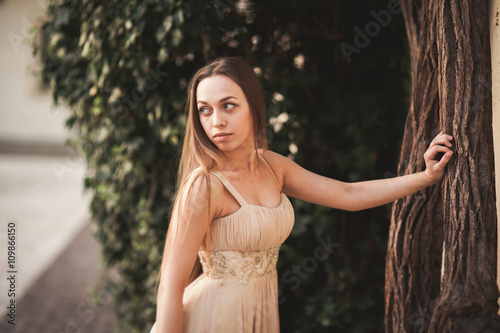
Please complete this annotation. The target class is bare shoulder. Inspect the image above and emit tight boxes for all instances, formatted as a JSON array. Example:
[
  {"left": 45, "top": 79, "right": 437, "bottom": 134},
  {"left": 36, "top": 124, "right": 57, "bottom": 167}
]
[
  {"left": 185, "top": 168, "right": 224, "bottom": 193},
  {"left": 258, "top": 149, "right": 290, "bottom": 165},
  {"left": 181, "top": 168, "right": 224, "bottom": 219},
  {"left": 258, "top": 149, "right": 294, "bottom": 183}
]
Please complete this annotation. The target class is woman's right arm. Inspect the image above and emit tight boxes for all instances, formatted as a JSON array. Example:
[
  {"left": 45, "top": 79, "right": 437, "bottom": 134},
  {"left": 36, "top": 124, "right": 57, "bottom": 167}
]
[{"left": 155, "top": 173, "right": 221, "bottom": 333}]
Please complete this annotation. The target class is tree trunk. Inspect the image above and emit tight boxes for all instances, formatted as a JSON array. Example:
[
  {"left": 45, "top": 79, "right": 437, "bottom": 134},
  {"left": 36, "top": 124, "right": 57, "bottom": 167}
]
[
  {"left": 429, "top": 0, "right": 500, "bottom": 331},
  {"left": 385, "top": 1, "right": 444, "bottom": 332},
  {"left": 385, "top": 1, "right": 500, "bottom": 332}
]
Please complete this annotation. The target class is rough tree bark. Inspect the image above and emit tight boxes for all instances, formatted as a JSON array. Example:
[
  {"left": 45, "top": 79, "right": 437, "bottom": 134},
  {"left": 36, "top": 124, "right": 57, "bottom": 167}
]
[
  {"left": 429, "top": 0, "right": 500, "bottom": 331},
  {"left": 385, "top": 1, "right": 500, "bottom": 332},
  {"left": 385, "top": 1, "right": 444, "bottom": 332}
]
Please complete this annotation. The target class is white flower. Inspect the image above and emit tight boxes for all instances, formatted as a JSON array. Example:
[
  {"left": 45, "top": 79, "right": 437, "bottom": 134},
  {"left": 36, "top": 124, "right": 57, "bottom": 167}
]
[
  {"left": 294, "top": 54, "right": 305, "bottom": 70},
  {"left": 269, "top": 112, "right": 289, "bottom": 133},
  {"left": 272, "top": 92, "right": 285, "bottom": 103}
]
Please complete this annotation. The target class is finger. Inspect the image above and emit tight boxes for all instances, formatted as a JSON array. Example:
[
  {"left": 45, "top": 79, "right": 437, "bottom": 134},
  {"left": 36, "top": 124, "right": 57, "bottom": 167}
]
[
  {"left": 427, "top": 143, "right": 450, "bottom": 154},
  {"left": 440, "top": 133, "right": 454, "bottom": 146},
  {"left": 436, "top": 151, "right": 453, "bottom": 168},
  {"left": 429, "top": 133, "right": 445, "bottom": 148},
  {"left": 431, "top": 133, "right": 453, "bottom": 147},
  {"left": 426, "top": 145, "right": 453, "bottom": 161},
  {"left": 436, "top": 138, "right": 453, "bottom": 148}
]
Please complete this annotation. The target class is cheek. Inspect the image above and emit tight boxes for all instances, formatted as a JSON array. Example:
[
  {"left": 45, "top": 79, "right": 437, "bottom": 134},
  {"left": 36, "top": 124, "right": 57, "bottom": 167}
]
[
  {"left": 199, "top": 117, "right": 211, "bottom": 136},
  {"left": 234, "top": 113, "right": 251, "bottom": 131},
  {"left": 245, "top": 111, "right": 254, "bottom": 133}
]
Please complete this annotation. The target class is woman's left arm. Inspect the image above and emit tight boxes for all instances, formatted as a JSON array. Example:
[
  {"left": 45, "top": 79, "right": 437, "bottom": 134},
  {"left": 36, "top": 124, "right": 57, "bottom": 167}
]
[{"left": 266, "top": 132, "right": 453, "bottom": 211}]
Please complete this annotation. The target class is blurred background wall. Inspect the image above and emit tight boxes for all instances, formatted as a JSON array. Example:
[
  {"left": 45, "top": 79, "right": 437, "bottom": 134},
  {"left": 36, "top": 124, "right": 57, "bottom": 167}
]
[
  {"left": 0, "top": 0, "right": 100, "bottom": 330},
  {"left": 0, "top": 0, "right": 66, "bottom": 147}
]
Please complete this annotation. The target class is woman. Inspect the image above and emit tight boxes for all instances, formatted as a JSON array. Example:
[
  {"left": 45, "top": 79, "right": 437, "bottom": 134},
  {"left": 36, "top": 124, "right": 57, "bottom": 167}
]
[{"left": 150, "top": 56, "right": 453, "bottom": 333}]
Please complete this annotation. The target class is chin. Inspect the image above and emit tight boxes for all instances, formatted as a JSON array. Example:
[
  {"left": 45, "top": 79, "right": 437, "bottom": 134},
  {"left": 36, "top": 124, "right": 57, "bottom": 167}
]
[
  {"left": 211, "top": 141, "right": 231, "bottom": 151},
  {"left": 216, "top": 145, "right": 235, "bottom": 152}
]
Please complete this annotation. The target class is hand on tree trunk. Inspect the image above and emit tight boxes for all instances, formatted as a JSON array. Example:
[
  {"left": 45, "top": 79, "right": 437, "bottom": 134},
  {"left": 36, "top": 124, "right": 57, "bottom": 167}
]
[{"left": 422, "top": 132, "right": 453, "bottom": 184}]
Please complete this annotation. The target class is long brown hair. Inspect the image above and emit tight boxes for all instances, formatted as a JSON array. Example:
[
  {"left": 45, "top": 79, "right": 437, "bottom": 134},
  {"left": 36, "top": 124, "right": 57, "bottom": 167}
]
[{"left": 158, "top": 56, "right": 268, "bottom": 285}]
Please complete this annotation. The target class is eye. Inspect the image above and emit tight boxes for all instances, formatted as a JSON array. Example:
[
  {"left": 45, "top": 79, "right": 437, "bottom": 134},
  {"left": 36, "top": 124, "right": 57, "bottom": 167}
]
[
  {"left": 198, "top": 106, "right": 212, "bottom": 115},
  {"left": 223, "top": 103, "right": 235, "bottom": 110}
]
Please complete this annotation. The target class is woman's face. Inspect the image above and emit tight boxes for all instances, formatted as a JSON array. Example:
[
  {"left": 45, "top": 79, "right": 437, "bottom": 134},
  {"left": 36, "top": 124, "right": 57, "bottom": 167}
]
[{"left": 196, "top": 75, "right": 254, "bottom": 152}]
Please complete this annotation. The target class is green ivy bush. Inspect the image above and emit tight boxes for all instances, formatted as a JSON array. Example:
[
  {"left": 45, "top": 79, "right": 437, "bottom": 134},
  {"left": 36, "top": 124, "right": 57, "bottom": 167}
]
[{"left": 36, "top": 0, "right": 409, "bottom": 332}]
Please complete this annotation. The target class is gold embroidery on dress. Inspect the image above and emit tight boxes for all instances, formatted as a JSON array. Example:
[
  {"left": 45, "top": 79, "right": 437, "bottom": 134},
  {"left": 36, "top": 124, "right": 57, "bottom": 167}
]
[{"left": 198, "top": 245, "right": 280, "bottom": 285}]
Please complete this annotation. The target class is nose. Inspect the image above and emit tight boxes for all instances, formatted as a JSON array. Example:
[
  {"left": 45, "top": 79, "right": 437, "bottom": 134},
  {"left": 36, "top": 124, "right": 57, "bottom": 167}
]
[{"left": 213, "top": 109, "right": 226, "bottom": 128}]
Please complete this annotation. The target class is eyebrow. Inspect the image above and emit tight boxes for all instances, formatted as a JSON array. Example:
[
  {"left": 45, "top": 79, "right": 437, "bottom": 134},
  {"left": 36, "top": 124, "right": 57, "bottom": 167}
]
[{"left": 197, "top": 96, "right": 238, "bottom": 104}]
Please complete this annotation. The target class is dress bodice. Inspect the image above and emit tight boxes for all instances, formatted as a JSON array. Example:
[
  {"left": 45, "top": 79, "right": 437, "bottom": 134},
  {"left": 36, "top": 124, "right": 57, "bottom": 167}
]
[
  {"left": 150, "top": 154, "right": 295, "bottom": 333},
  {"left": 198, "top": 155, "right": 294, "bottom": 286}
]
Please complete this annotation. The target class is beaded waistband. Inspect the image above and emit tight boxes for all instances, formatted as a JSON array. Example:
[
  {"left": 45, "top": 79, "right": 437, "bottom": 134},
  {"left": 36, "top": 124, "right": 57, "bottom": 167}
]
[{"left": 198, "top": 245, "right": 280, "bottom": 285}]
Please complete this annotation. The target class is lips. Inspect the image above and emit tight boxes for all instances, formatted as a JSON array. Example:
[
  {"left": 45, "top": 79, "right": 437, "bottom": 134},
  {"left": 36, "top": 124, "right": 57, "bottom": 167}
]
[{"left": 213, "top": 133, "right": 232, "bottom": 141}]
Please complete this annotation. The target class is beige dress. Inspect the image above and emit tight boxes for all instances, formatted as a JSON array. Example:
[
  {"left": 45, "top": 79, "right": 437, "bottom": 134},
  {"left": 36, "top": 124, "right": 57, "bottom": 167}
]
[{"left": 150, "top": 156, "right": 295, "bottom": 333}]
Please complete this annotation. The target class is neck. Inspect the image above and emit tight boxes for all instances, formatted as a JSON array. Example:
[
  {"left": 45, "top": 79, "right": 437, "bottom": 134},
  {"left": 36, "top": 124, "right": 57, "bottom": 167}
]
[{"left": 220, "top": 142, "right": 259, "bottom": 174}]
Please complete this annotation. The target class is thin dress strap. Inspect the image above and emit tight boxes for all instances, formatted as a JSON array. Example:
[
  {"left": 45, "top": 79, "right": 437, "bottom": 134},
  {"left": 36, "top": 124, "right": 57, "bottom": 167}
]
[
  {"left": 258, "top": 154, "right": 282, "bottom": 193},
  {"left": 211, "top": 171, "right": 248, "bottom": 206}
]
